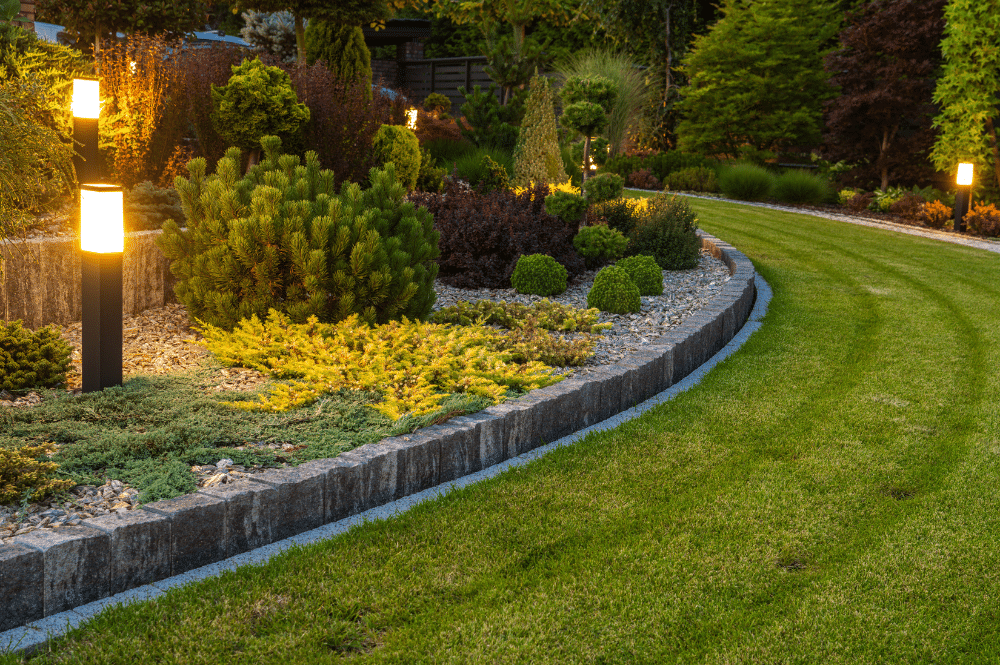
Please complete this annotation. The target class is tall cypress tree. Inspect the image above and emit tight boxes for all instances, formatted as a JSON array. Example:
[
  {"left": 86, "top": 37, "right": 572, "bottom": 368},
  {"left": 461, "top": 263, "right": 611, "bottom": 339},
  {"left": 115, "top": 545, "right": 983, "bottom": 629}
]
[
  {"left": 304, "top": 20, "right": 373, "bottom": 87},
  {"left": 512, "top": 75, "right": 568, "bottom": 187}
]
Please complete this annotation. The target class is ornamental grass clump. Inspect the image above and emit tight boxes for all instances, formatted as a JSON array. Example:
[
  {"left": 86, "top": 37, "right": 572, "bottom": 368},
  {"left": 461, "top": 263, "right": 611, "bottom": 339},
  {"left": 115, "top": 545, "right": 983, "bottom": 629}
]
[
  {"left": 719, "top": 163, "right": 775, "bottom": 201},
  {"left": 771, "top": 170, "right": 831, "bottom": 204},
  {"left": 198, "top": 310, "right": 565, "bottom": 419}
]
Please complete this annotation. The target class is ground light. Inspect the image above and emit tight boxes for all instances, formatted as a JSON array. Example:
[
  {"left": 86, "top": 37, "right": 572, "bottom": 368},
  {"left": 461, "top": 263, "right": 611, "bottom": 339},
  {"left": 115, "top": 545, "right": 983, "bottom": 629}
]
[
  {"left": 80, "top": 183, "right": 124, "bottom": 392},
  {"left": 406, "top": 107, "right": 418, "bottom": 130},
  {"left": 954, "top": 162, "right": 973, "bottom": 232}
]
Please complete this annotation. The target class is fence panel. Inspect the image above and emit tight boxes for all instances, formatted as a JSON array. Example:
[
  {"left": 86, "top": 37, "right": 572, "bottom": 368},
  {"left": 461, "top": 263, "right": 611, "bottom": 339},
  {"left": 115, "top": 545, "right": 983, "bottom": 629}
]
[{"left": 403, "top": 56, "right": 498, "bottom": 112}]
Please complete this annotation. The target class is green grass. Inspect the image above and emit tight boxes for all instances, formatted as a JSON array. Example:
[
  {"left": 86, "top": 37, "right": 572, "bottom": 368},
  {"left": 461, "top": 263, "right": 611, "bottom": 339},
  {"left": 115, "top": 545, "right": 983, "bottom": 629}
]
[{"left": 7, "top": 198, "right": 1000, "bottom": 663}]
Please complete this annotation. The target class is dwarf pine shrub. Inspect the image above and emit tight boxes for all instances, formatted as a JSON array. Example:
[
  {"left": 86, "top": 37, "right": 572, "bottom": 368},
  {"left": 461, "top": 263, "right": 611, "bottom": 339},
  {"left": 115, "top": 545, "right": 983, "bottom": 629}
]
[
  {"left": 0, "top": 321, "right": 72, "bottom": 391},
  {"left": 510, "top": 254, "right": 568, "bottom": 296}
]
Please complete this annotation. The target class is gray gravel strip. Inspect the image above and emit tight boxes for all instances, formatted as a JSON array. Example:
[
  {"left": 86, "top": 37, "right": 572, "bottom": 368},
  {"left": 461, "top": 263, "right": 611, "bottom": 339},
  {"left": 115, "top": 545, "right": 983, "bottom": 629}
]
[{"left": 1, "top": 274, "right": 773, "bottom": 657}]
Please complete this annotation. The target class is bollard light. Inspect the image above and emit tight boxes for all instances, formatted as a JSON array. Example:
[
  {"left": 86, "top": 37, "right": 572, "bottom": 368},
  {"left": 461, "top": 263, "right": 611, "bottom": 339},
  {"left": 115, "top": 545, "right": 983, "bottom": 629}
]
[
  {"left": 954, "top": 162, "right": 973, "bottom": 232},
  {"left": 72, "top": 78, "right": 102, "bottom": 183},
  {"left": 80, "top": 183, "right": 124, "bottom": 393},
  {"left": 406, "top": 107, "right": 418, "bottom": 130}
]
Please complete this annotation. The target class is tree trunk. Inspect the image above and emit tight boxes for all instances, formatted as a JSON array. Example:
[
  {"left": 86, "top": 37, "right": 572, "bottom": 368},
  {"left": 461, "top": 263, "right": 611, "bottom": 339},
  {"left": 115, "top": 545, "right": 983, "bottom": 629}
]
[
  {"left": 878, "top": 124, "right": 897, "bottom": 191},
  {"left": 295, "top": 14, "right": 306, "bottom": 67},
  {"left": 986, "top": 116, "right": 1000, "bottom": 192},
  {"left": 663, "top": 3, "right": 672, "bottom": 101}
]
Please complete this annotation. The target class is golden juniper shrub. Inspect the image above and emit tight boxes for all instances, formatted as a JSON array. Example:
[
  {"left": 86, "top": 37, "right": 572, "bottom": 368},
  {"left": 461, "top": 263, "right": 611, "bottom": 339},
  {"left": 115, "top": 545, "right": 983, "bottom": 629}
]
[
  {"left": 198, "top": 311, "right": 565, "bottom": 419},
  {"left": 430, "top": 299, "right": 611, "bottom": 334},
  {"left": 0, "top": 443, "right": 74, "bottom": 505}
]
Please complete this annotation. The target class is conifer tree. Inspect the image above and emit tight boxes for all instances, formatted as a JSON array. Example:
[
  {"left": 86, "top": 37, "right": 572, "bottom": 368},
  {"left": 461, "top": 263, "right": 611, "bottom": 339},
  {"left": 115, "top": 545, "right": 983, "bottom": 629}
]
[
  {"left": 559, "top": 75, "right": 617, "bottom": 183},
  {"left": 304, "top": 19, "right": 373, "bottom": 88},
  {"left": 513, "top": 75, "right": 569, "bottom": 187},
  {"left": 157, "top": 135, "right": 440, "bottom": 331}
]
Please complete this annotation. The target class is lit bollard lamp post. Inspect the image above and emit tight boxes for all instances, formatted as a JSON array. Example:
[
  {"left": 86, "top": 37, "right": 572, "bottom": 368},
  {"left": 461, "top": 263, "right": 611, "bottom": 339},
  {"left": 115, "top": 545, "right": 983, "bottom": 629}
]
[
  {"left": 80, "top": 183, "right": 124, "bottom": 392},
  {"left": 71, "top": 78, "right": 101, "bottom": 183},
  {"left": 954, "top": 162, "right": 973, "bottom": 233}
]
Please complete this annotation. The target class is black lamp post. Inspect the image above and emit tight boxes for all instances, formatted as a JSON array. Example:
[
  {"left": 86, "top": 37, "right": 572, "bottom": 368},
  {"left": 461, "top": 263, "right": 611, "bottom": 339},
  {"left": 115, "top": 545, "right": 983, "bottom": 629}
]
[
  {"left": 954, "top": 162, "right": 973, "bottom": 233},
  {"left": 71, "top": 78, "right": 101, "bottom": 183}
]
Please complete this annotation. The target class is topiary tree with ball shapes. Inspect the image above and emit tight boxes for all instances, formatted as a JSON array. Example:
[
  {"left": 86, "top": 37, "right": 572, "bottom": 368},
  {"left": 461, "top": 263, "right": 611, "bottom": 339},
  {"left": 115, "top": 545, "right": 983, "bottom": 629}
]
[
  {"left": 157, "top": 135, "right": 440, "bottom": 331},
  {"left": 559, "top": 75, "right": 617, "bottom": 184},
  {"left": 210, "top": 57, "right": 310, "bottom": 169}
]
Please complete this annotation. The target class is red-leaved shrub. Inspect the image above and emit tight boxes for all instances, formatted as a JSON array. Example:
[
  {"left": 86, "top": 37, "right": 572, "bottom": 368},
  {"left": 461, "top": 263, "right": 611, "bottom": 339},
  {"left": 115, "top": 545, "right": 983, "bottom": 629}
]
[
  {"left": 964, "top": 202, "right": 1000, "bottom": 237},
  {"left": 626, "top": 168, "right": 661, "bottom": 190},
  {"left": 175, "top": 44, "right": 249, "bottom": 168},
  {"left": 888, "top": 192, "right": 926, "bottom": 222},
  {"left": 846, "top": 191, "right": 875, "bottom": 213}
]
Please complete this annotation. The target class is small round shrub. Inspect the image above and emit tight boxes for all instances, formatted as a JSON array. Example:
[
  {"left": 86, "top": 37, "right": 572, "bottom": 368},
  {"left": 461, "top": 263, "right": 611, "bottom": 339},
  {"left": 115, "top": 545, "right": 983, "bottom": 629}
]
[
  {"left": 838, "top": 188, "right": 860, "bottom": 205},
  {"left": 626, "top": 168, "right": 660, "bottom": 190},
  {"left": 592, "top": 198, "right": 639, "bottom": 236},
  {"left": 964, "top": 202, "right": 1000, "bottom": 237},
  {"left": 573, "top": 224, "right": 628, "bottom": 269},
  {"left": 888, "top": 192, "right": 926, "bottom": 221},
  {"left": 616, "top": 255, "right": 663, "bottom": 296},
  {"left": 628, "top": 193, "right": 701, "bottom": 270},
  {"left": 0, "top": 321, "right": 72, "bottom": 391},
  {"left": 846, "top": 192, "right": 874, "bottom": 213},
  {"left": 772, "top": 170, "right": 831, "bottom": 204},
  {"left": 718, "top": 163, "right": 775, "bottom": 201},
  {"left": 423, "top": 92, "right": 452, "bottom": 114},
  {"left": 582, "top": 172, "right": 624, "bottom": 204},
  {"left": 372, "top": 124, "right": 422, "bottom": 191},
  {"left": 510, "top": 254, "right": 569, "bottom": 296},
  {"left": 665, "top": 166, "right": 718, "bottom": 193},
  {"left": 544, "top": 190, "right": 588, "bottom": 224},
  {"left": 587, "top": 265, "right": 641, "bottom": 314},
  {"left": 918, "top": 200, "right": 952, "bottom": 229}
]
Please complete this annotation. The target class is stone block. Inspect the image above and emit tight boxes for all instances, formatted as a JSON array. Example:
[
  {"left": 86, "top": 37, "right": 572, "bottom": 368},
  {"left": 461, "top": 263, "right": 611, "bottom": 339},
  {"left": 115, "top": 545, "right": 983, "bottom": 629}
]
[
  {"left": 13, "top": 526, "right": 110, "bottom": 617},
  {"left": 616, "top": 360, "right": 644, "bottom": 412},
  {"left": 435, "top": 421, "right": 481, "bottom": 485},
  {"left": 84, "top": 509, "right": 171, "bottom": 594},
  {"left": 391, "top": 429, "right": 442, "bottom": 496},
  {"left": 338, "top": 441, "right": 401, "bottom": 512},
  {"left": 590, "top": 366, "right": 624, "bottom": 423},
  {"left": 529, "top": 380, "right": 584, "bottom": 443},
  {"left": 484, "top": 397, "right": 538, "bottom": 457},
  {"left": 198, "top": 479, "right": 279, "bottom": 557},
  {"left": 449, "top": 412, "right": 507, "bottom": 470},
  {"left": 629, "top": 348, "right": 670, "bottom": 400},
  {"left": 564, "top": 374, "right": 603, "bottom": 430},
  {"left": 0, "top": 542, "right": 44, "bottom": 631},
  {"left": 141, "top": 493, "right": 227, "bottom": 575},
  {"left": 299, "top": 456, "right": 364, "bottom": 523},
  {"left": 245, "top": 465, "right": 327, "bottom": 542}
]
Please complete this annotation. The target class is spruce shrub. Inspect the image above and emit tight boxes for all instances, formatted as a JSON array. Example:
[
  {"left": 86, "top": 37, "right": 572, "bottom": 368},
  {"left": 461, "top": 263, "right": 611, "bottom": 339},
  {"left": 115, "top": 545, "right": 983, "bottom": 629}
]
[
  {"left": 581, "top": 172, "right": 624, "bottom": 204},
  {"left": 372, "top": 124, "right": 421, "bottom": 191},
  {"left": 573, "top": 225, "right": 628, "bottom": 269},
  {"left": 772, "top": 170, "right": 831, "bottom": 204},
  {"left": 304, "top": 20, "right": 372, "bottom": 86},
  {"left": 616, "top": 255, "right": 663, "bottom": 296},
  {"left": 628, "top": 193, "right": 701, "bottom": 270},
  {"left": 544, "top": 190, "right": 588, "bottom": 225},
  {"left": 457, "top": 83, "right": 523, "bottom": 151},
  {"left": 665, "top": 166, "right": 719, "bottom": 193},
  {"left": 719, "top": 163, "right": 775, "bottom": 201},
  {"left": 411, "top": 179, "right": 585, "bottom": 289},
  {"left": 158, "top": 135, "right": 439, "bottom": 331},
  {"left": 586, "top": 265, "right": 641, "bottom": 314},
  {"left": 0, "top": 321, "right": 72, "bottom": 391},
  {"left": 510, "top": 254, "right": 569, "bottom": 296}
]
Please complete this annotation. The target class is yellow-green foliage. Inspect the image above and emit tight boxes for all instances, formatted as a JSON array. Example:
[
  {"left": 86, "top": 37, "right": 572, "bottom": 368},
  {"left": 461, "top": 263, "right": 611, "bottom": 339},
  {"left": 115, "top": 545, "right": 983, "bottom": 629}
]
[
  {"left": 0, "top": 443, "right": 74, "bottom": 505},
  {"left": 430, "top": 299, "right": 611, "bottom": 334},
  {"left": 373, "top": 124, "right": 421, "bottom": 191},
  {"left": 199, "top": 310, "right": 564, "bottom": 419},
  {"left": 513, "top": 75, "right": 569, "bottom": 188},
  {"left": 511, "top": 179, "right": 578, "bottom": 199},
  {"left": 493, "top": 326, "right": 594, "bottom": 367}
]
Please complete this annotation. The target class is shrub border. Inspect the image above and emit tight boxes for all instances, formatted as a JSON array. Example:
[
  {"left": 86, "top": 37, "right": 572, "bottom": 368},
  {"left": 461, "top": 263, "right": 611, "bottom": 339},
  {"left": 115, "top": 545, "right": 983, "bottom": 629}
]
[{"left": 0, "top": 231, "right": 756, "bottom": 634}]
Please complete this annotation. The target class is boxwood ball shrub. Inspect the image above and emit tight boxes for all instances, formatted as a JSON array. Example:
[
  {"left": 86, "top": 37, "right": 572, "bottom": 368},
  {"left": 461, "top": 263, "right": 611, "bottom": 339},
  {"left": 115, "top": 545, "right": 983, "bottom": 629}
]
[
  {"left": 373, "top": 124, "right": 421, "bottom": 191},
  {"left": 628, "top": 193, "right": 702, "bottom": 270},
  {"left": 581, "top": 172, "right": 624, "bottom": 204},
  {"left": 616, "top": 255, "right": 663, "bottom": 296},
  {"left": 587, "top": 265, "right": 641, "bottom": 314},
  {"left": 573, "top": 224, "right": 628, "bottom": 269},
  {"left": 510, "top": 254, "right": 569, "bottom": 296},
  {"left": 719, "top": 163, "right": 775, "bottom": 201},
  {"left": 0, "top": 321, "right": 72, "bottom": 391},
  {"left": 772, "top": 170, "right": 831, "bottom": 204},
  {"left": 544, "top": 190, "right": 588, "bottom": 225},
  {"left": 158, "top": 135, "right": 439, "bottom": 331}
]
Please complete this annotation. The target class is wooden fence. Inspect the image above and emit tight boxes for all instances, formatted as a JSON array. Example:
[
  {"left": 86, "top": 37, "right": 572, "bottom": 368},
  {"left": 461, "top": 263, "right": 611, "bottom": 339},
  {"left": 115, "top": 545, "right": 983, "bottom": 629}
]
[{"left": 402, "top": 56, "right": 499, "bottom": 111}]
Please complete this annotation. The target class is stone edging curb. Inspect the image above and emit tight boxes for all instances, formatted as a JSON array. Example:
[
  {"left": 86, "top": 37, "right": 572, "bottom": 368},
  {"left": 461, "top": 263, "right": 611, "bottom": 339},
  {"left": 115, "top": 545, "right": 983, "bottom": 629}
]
[{"left": 0, "top": 232, "right": 756, "bottom": 634}]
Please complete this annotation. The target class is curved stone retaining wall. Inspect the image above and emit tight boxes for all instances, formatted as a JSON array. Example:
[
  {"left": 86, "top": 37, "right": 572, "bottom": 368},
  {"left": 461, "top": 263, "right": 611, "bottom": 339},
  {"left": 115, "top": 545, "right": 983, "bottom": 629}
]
[{"left": 0, "top": 232, "right": 756, "bottom": 633}]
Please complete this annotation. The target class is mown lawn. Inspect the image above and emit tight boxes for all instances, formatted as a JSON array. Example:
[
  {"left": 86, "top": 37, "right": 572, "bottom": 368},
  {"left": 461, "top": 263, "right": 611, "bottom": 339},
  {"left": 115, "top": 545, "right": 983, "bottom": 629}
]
[{"left": 6, "top": 198, "right": 1000, "bottom": 664}]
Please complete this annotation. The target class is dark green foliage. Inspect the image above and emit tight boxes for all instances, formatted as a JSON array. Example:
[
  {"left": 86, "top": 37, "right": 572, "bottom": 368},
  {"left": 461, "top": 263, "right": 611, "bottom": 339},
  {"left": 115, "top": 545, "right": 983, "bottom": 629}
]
[
  {"left": 592, "top": 197, "right": 640, "bottom": 236},
  {"left": 424, "top": 138, "right": 477, "bottom": 166},
  {"left": 587, "top": 265, "right": 641, "bottom": 314},
  {"left": 561, "top": 101, "right": 609, "bottom": 138},
  {"left": 573, "top": 225, "right": 629, "bottom": 269},
  {"left": 479, "top": 155, "right": 511, "bottom": 193},
  {"left": 416, "top": 147, "right": 446, "bottom": 193},
  {"left": 0, "top": 321, "right": 72, "bottom": 391},
  {"left": 157, "top": 136, "right": 440, "bottom": 331},
  {"left": 581, "top": 172, "right": 624, "bottom": 204},
  {"left": 544, "top": 191, "right": 589, "bottom": 225},
  {"left": 125, "top": 181, "right": 184, "bottom": 232},
  {"left": 665, "top": 166, "right": 718, "bottom": 193},
  {"left": 772, "top": 170, "right": 832, "bottom": 204},
  {"left": 603, "top": 151, "right": 716, "bottom": 183},
  {"left": 719, "top": 163, "right": 776, "bottom": 201},
  {"left": 571, "top": 137, "right": 610, "bottom": 169},
  {"left": 452, "top": 147, "right": 514, "bottom": 191},
  {"left": 510, "top": 254, "right": 569, "bottom": 296},
  {"left": 304, "top": 20, "right": 372, "bottom": 87},
  {"left": 616, "top": 254, "right": 663, "bottom": 296},
  {"left": 372, "top": 124, "right": 421, "bottom": 191},
  {"left": 628, "top": 193, "right": 701, "bottom": 270},
  {"left": 458, "top": 83, "right": 524, "bottom": 151},
  {"left": 561, "top": 76, "right": 618, "bottom": 112},
  {"left": 423, "top": 93, "right": 452, "bottom": 114}
]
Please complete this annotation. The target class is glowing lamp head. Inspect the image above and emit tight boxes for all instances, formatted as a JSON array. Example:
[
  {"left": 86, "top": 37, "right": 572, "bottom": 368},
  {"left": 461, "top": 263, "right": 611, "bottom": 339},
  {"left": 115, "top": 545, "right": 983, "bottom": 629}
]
[
  {"left": 957, "top": 162, "right": 974, "bottom": 186},
  {"left": 406, "top": 107, "right": 418, "bottom": 130},
  {"left": 72, "top": 78, "right": 101, "bottom": 119},
  {"left": 80, "top": 184, "right": 124, "bottom": 253}
]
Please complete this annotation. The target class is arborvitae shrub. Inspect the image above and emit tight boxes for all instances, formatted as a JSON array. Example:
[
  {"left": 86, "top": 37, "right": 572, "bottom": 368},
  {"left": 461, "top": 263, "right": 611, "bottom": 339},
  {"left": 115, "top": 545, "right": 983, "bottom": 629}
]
[
  {"left": 125, "top": 181, "right": 183, "bottom": 231},
  {"left": 512, "top": 75, "right": 568, "bottom": 188},
  {"left": 919, "top": 200, "right": 952, "bottom": 229},
  {"left": 719, "top": 163, "right": 775, "bottom": 201},
  {"left": 582, "top": 172, "right": 625, "bottom": 204},
  {"left": 964, "top": 202, "right": 1000, "bottom": 237},
  {"left": 665, "top": 166, "right": 719, "bottom": 193},
  {"left": 372, "top": 124, "right": 421, "bottom": 191},
  {"left": 628, "top": 193, "right": 702, "bottom": 270},
  {"left": 0, "top": 321, "right": 72, "bottom": 391},
  {"left": 0, "top": 443, "right": 75, "bottom": 505},
  {"left": 304, "top": 20, "right": 372, "bottom": 86},
  {"left": 626, "top": 168, "right": 661, "bottom": 190},
  {"left": 510, "top": 254, "right": 569, "bottom": 296},
  {"left": 616, "top": 255, "right": 663, "bottom": 296},
  {"left": 587, "top": 265, "right": 641, "bottom": 314},
  {"left": 573, "top": 225, "right": 628, "bottom": 269},
  {"left": 411, "top": 179, "right": 585, "bottom": 289},
  {"left": 157, "top": 135, "right": 440, "bottom": 330},
  {"left": 544, "top": 190, "right": 588, "bottom": 225},
  {"left": 772, "top": 170, "right": 831, "bottom": 204}
]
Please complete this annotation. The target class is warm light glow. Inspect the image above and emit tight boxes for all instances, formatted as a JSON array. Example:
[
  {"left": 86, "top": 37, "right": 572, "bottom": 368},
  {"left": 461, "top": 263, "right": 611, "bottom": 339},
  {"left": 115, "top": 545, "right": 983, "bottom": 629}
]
[
  {"left": 957, "top": 162, "right": 974, "bottom": 186},
  {"left": 72, "top": 79, "right": 101, "bottom": 118},
  {"left": 406, "top": 107, "right": 418, "bottom": 130},
  {"left": 129, "top": 60, "right": 137, "bottom": 74},
  {"left": 80, "top": 184, "right": 124, "bottom": 253}
]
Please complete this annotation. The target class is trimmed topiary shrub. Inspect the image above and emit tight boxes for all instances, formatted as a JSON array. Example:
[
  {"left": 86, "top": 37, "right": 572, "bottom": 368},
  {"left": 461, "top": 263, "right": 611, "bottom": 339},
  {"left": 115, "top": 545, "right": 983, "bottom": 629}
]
[
  {"left": 772, "top": 170, "right": 831, "bottom": 204},
  {"left": 616, "top": 255, "right": 663, "bottom": 296},
  {"left": 582, "top": 172, "right": 625, "bottom": 204},
  {"left": 510, "top": 254, "right": 569, "bottom": 296},
  {"left": 665, "top": 166, "right": 718, "bottom": 193},
  {"left": 0, "top": 321, "right": 72, "bottom": 391},
  {"left": 573, "top": 225, "right": 628, "bottom": 269},
  {"left": 157, "top": 135, "right": 439, "bottom": 331},
  {"left": 587, "top": 265, "right": 641, "bottom": 314},
  {"left": 372, "top": 124, "right": 421, "bottom": 191},
  {"left": 544, "top": 190, "right": 588, "bottom": 225},
  {"left": 628, "top": 193, "right": 701, "bottom": 270},
  {"left": 719, "top": 163, "right": 775, "bottom": 201}
]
